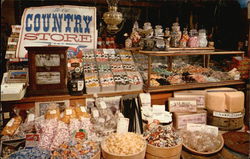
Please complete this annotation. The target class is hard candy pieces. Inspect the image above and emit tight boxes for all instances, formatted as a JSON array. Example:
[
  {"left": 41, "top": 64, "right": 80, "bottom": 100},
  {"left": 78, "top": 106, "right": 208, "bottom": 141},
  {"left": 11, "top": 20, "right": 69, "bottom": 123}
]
[{"left": 144, "top": 125, "right": 181, "bottom": 148}]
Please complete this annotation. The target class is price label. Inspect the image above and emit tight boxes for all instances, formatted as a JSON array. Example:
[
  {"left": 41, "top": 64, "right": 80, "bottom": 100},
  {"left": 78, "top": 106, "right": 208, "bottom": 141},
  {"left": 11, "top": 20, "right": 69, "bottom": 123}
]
[
  {"left": 7, "top": 118, "right": 14, "bottom": 127},
  {"left": 66, "top": 109, "right": 72, "bottom": 115},
  {"left": 27, "top": 114, "right": 35, "bottom": 122},
  {"left": 100, "top": 101, "right": 107, "bottom": 109},
  {"left": 80, "top": 106, "right": 86, "bottom": 112},
  {"left": 50, "top": 110, "right": 57, "bottom": 115}
]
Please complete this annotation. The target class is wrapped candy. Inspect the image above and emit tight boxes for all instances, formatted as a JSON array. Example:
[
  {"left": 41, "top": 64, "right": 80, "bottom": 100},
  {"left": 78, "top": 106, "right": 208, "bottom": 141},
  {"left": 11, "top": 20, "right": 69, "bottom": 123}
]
[
  {"left": 144, "top": 125, "right": 181, "bottom": 148},
  {"left": 60, "top": 107, "right": 77, "bottom": 124},
  {"left": 51, "top": 140, "right": 100, "bottom": 159},
  {"left": 8, "top": 147, "right": 51, "bottom": 159},
  {"left": 37, "top": 118, "right": 58, "bottom": 150},
  {"left": 50, "top": 121, "right": 70, "bottom": 150}
]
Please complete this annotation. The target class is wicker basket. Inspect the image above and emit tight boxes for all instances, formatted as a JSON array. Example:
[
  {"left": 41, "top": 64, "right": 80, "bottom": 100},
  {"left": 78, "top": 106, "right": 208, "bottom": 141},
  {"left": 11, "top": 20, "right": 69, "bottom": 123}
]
[
  {"left": 207, "top": 109, "right": 244, "bottom": 131},
  {"left": 145, "top": 141, "right": 182, "bottom": 159},
  {"left": 101, "top": 140, "right": 147, "bottom": 159}
]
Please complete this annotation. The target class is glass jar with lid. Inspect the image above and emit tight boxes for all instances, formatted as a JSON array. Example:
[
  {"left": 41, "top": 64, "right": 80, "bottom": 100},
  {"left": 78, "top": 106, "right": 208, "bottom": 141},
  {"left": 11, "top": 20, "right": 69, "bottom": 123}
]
[
  {"left": 198, "top": 29, "right": 208, "bottom": 47},
  {"left": 188, "top": 29, "right": 199, "bottom": 48}
]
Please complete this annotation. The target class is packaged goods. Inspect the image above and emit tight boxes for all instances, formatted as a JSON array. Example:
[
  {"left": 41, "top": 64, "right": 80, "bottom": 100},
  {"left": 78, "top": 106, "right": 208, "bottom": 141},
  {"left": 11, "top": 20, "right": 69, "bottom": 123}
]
[
  {"left": 60, "top": 107, "right": 77, "bottom": 124},
  {"left": 174, "top": 90, "right": 205, "bottom": 108},
  {"left": 168, "top": 97, "right": 197, "bottom": 112},
  {"left": 173, "top": 110, "right": 207, "bottom": 129},
  {"left": 75, "top": 106, "right": 91, "bottom": 119},
  {"left": 45, "top": 107, "right": 60, "bottom": 120},
  {"left": 2, "top": 116, "right": 22, "bottom": 136}
]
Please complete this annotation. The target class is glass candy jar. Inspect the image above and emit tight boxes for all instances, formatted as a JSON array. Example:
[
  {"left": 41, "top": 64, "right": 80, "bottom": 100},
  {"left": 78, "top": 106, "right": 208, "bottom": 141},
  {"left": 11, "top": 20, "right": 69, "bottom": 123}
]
[
  {"left": 198, "top": 29, "right": 208, "bottom": 47},
  {"left": 154, "top": 25, "right": 164, "bottom": 37},
  {"left": 179, "top": 28, "right": 189, "bottom": 48},
  {"left": 188, "top": 29, "right": 199, "bottom": 48}
]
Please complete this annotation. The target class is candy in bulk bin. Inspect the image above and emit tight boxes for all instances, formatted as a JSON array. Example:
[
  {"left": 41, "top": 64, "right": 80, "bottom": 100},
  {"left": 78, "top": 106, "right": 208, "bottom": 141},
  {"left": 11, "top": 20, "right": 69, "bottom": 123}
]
[
  {"left": 144, "top": 123, "right": 182, "bottom": 159},
  {"left": 101, "top": 132, "right": 147, "bottom": 159},
  {"left": 51, "top": 140, "right": 100, "bottom": 159},
  {"left": 8, "top": 147, "right": 51, "bottom": 159}
]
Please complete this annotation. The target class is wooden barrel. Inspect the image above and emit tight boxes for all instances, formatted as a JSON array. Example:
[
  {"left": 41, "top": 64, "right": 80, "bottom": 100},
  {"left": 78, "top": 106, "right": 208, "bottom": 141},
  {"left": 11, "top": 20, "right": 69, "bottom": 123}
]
[
  {"left": 101, "top": 141, "right": 147, "bottom": 159},
  {"left": 92, "top": 150, "right": 101, "bottom": 159},
  {"left": 207, "top": 109, "right": 244, "bottom": 131},
  {"left": 145, "top": 142, "right": 182, "bottom": 159}
]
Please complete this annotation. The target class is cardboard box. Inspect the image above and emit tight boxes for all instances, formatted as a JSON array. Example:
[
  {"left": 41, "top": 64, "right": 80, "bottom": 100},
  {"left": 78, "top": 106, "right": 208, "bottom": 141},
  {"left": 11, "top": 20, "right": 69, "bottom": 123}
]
[
  {"left": 174, "top": 90, "right": 205, "bottom": 108},
  {"left": 168, "top": 97, "right": 197, "bottom": 112},
  {"left": 173, "top": 109, "right": 207, "bottom": 129}
]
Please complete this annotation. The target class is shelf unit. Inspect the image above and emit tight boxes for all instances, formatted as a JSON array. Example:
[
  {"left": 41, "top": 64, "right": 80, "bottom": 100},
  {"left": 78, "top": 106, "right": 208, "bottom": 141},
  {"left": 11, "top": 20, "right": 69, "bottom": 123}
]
[{"left": 135, "top": 49, "right": 245, "bottom": 92}]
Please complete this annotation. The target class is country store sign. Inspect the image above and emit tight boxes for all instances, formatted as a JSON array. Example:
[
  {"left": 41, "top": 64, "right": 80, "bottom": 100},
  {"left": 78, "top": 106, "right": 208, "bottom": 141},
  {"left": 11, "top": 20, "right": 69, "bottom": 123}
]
[{"left": 17, "top": 5, "right": 96, "bottom": 58}]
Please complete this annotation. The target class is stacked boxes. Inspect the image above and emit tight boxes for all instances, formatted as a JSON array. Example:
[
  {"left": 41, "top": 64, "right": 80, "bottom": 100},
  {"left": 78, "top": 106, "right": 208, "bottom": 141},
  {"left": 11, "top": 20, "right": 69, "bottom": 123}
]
[
  {"left": 5, "top": 25, "right": 21, "bottom": 59},
  {"left": 169, "top": 90, "right": 207, "bottom": 129},
  {"left": 82, "top": 49, "right": 143, "bottom": 94}
]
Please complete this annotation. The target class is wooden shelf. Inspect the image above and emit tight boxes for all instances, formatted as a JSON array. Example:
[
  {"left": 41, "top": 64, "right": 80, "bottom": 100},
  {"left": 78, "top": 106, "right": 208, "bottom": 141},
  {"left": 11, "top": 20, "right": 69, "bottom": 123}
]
[
  {"left": 138, "top": 50, "right": 245, "bottom": 57},
  {"left": 145, "top": 80, "right": 245, "bottom": 93},
  {"left": 17, "top": 90, "right": 143, "bottom": 103}
]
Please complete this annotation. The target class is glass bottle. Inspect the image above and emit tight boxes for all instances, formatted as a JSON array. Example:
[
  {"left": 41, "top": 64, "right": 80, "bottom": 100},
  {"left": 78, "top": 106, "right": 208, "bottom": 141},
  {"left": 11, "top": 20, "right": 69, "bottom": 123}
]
[
  {"left": 198, "top": 29, "right": 208, "bottom": 47},
  {"left": 188, "top": 29, "right": 199, "bottom": 48},
  {"left": 68, "top": 67, "right": 84, "bottom": 96}
]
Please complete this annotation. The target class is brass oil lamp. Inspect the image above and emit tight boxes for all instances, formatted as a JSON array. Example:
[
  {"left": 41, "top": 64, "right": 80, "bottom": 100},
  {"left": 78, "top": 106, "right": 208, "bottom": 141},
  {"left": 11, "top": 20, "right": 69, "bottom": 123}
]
[{"left": 103, "top": 0, "right": 123, "bottom": 33}]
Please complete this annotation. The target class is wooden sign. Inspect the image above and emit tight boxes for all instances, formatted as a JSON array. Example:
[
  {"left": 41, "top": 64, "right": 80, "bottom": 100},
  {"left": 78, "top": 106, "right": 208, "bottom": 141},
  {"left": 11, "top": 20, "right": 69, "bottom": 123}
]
[{"left": 26, "top": 46, "right": 68, "bottom": 95}]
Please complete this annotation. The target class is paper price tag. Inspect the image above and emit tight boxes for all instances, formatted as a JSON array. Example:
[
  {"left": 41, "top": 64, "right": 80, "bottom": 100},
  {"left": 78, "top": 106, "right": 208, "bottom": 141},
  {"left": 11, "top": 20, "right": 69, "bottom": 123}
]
[
  {"left": 80, "top": 106, "right": 86, "bottom": 112},
  {"left": 7, "top": 118, "right": 14, "bottom": 127},
  {"left": 66, "top": 109, "right": 72, "bottom": 115},
  {"left": 50, "top": 110, "right": 57, "bottom": 115},
  {"left": 27, "top": 114, "right": 35, "bottom": 122},
  {"left": 100, "top": 101, "right": 107, "bottom": 109},
  {"left": 92, "top": 110, "right": 99, "bottom": 118}
]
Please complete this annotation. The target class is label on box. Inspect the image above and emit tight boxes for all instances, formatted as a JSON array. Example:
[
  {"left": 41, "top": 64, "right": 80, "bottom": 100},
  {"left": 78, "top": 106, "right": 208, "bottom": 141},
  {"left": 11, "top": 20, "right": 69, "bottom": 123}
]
[
  {"left": 187, "top": 123, "right": 218, "bottom": 136},
  {"left": 66, "top": 109, "right": 72, "bottom": 115},
  {"left": 169, "top": 98, "right": 197, "bottom": 112},
  {"left": 175, "top": 111, "right": 207, "bottom": 129},
  {"left": 7, "top": 118, "right": 14, "bottom": 127},
  {"left": 50, "top": 110, "right": 57, "bottom": 115},
  {"left": 174, "top": 94, "right": 205, "bottom": 108},
  {"left": 80, "top": 106, "right": 86, "bottom": 112},
  {"left": 26, "top": 134, "right": 39, "bottom": 148},
  {"left": 213, "top": 111, "right": 243, "bottom": 118}
]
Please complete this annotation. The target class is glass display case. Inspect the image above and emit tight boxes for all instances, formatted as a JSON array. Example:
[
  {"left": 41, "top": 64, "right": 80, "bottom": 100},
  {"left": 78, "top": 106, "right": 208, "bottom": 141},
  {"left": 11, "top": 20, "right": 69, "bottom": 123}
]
[{"left": 132, "top": 48, "right": 245, "bottom": 92}]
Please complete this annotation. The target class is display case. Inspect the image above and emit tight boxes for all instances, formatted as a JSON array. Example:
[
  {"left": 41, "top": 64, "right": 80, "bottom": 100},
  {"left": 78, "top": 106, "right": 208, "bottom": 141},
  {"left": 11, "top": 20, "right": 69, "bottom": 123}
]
[{"left": 133, "top": 49, "right": 245, "bottom": 92}]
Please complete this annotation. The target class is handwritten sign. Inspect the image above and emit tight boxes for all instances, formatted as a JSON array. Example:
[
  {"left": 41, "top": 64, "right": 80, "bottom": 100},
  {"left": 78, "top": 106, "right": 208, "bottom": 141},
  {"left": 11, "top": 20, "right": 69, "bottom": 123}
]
[{"left": 17, "top": 5, "right": 96, "bottom": 58}]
